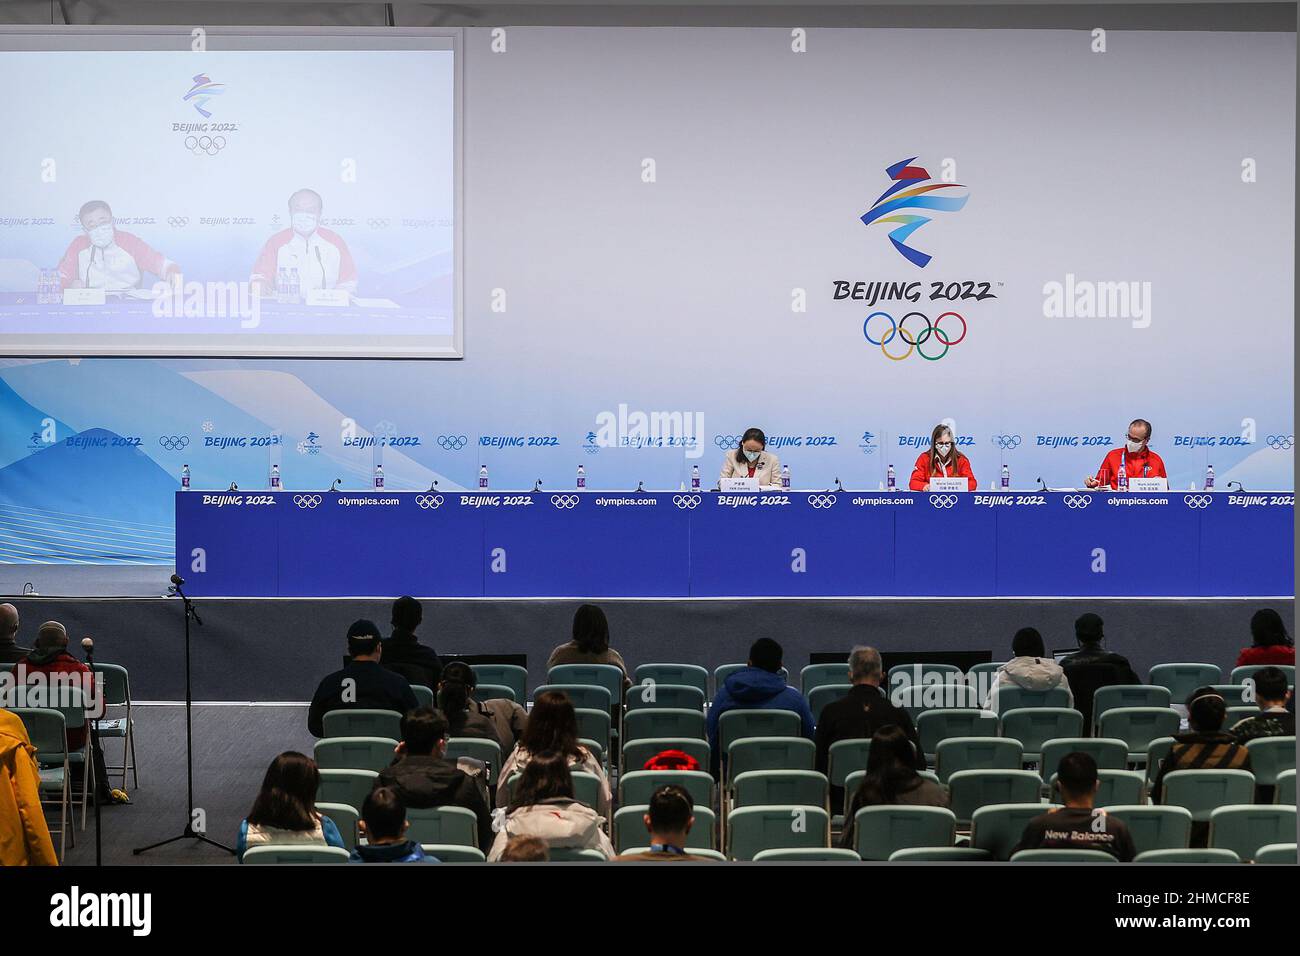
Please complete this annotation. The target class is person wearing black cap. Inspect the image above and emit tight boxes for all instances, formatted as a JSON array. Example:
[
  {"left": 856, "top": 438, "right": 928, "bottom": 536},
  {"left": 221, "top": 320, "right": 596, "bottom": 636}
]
[
  {"left": 307, "top": 619, "right": 419, "bottom": 737},
  {"left": 381, "top": 595, "right": 442, "bottom": 689}
]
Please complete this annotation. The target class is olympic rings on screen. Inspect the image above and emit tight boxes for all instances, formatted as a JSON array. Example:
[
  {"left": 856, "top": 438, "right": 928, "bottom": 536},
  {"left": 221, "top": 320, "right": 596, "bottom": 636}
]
[
  {"left": 672, "top": 494, "right": 702, "bottom": 510},
  {"left": 1266, "top": 435, "right": 1294, "bottom": 450},
  {"left": 993, "top": 434, "right": 1021, "bottom": 450},
  {"left": 415, "top": 494, "right": 444, "bottom": 510},
  {"left": 864, "top": 311, "right": 967, "bottom": 361},
  {"left": 1183, "top": 494, "right": 1213, "bottom": 510},
  {"left": 158, "top": 435, "right": 190, "bottom": 451},
  {"left": 807, "top": 494, "right": 837, "bottom": 509},
  {"left": 367, "top": 218, "right": 391, "bottom": 229},
  {"left": 551, "top": 494, "right": 580, "bottom": 510},
  {"left": 714, "top": 435, "right": 741, "bottom": 450},
  {"left": 167, "top": 217, "right": 189, "bottom": 228},
  {"left": 1063, "top": 494, "right": 1092, "bottom": 510},
  {"left": 437, "top": 435, "right": 468, "bottom": 450},
  {"left": 293, "top": 494, "right": 322, "bottom": 509},
  {"left": 184, "top": 135, "right": 226, "bottom": 156},
  {"left": 929, "top": 494, "right": 958, "bottom": 509}
]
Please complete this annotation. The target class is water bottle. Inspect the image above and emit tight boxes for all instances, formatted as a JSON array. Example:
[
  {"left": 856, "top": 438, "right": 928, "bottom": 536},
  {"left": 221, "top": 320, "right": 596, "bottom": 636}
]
[
  {"left": 270, "top": 463, "right": 281, "bottom": 489},
  {"left": 1001, "top": 463, "right": 1010, "bottom": 490},
  {"left": 576, "top": 464, "right": 586, "bottom": 489},
  {"left": 691, "top": 465, "right": 700, "bottom": 491},
  {"left": 1205, "top": 464, "right": 1215, "bottom": 490},
  {"left": 374, "top": 464, "right": 384, "bottom": 489},
  {"left": 181, "top": 464, "right": 190, "bottom": 490},
  {"left": 479, "top": 464, "right": 489, "bottom": 489},
  {"left": 1117, "top": 457, "right": 1128, "bottom": 492},
  {"left": 886, "top": 464, "right": 896, "bottom": 491}
]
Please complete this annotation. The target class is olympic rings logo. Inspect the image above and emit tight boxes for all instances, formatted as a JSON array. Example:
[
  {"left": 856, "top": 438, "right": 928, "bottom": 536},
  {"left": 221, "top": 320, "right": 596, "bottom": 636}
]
[
  {"left": 367, "top": 218, "right": 391, "bottom": 229},
  {"left": 437, "top": 435, "right": 468, "bottom": 450},
  {"left": 1183, "top": 494, "right": 1213, "bottom": 509},
  {"left": 158, "top": 435, "right": 190, "bottom": 451},
  {"left": 551, "top": 494, "right": 580, "bottom": 510},
  {"left": 1266, "top": 435, "right": 1294, "bottom": 450},
  {"left": 672, "top": 494, "right": 702, "bottom": 510},
  {"left": 807, "top": 494, "right": 837, "bottom": 509},
  {"left": 929, "top": 494, "right": 958, "bottom": 509},
  {"left": 293, "top": 494, "right": 322, "bottom": 509},
  {"left": 415, "top": 494, "right": 444, "bottom": 510},
  {"left": 863, "top": 311, "right": 967, "bottom": 361},
  {"left": 714, "top": 435, "right": 743, "bottom": 450},
  {"left": 1063, "top": 494, "right": 1092, "bottom": 510},
  {"left": 183, "top": 134, "right": 227, "bottom": 156},
  {"left": 993, "top": 434, "right": 1021, "bottom": 450},
  {"left": 167, "top": 217, "right": 190, "bottom": 228}
]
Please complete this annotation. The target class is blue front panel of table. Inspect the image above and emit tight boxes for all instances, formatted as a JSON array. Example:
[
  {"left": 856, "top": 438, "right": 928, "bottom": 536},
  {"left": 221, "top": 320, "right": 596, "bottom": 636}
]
[{"left": 174, "top": 490, "right": 1293, "bottom": 598}]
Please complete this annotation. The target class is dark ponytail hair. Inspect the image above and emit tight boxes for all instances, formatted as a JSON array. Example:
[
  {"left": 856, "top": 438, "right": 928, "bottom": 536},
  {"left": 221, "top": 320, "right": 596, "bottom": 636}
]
[
  {"left": 437, "top": 661, "right": 477, "bottom": 731},
  {"left": 1250, "top": 608, "right": 1293, "bottom": 648},
  {"left": 855, "top": 726, "right": 921, "bottom": 804},
  {"left": 510, "top": 750, "right": 574, "bottom": 811}
]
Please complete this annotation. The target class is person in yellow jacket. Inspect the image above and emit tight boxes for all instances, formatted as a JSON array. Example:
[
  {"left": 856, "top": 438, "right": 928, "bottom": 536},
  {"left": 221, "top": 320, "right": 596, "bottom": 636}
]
[{"left": 0, "top": 709, "right": 59, "bottom": 865}]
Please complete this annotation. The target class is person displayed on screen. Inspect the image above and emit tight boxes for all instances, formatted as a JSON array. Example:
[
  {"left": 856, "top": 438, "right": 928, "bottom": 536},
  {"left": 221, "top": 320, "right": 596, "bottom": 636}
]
[
  {"left": 236, "top": 751, "right": 346, "bottom": 861},
  {"left": 908, "top": 424, "right": 976, "bottom": 491},
  {"left": 1083, "top": 418, "right": 1167, "bottom": 489},
  {"left": 1236, "top": 608, "right": 1295, "bottom": 667},
  {"left": 56, "top": 200, "right": 180, "bottom": 292},
  {"left": 718, "top": 427, "right": 781, "bottom": 488},
  {"left": 839, "top": 725, "right": 947, "bottom": 850},
  {"left": 1011, "top": 752, "right": 1136, "bottom": 862},
  {"left": 306, "top": 619, "right": 418, "bottom": 737},
  {"left": 250, "top": 188, "right": 357, "bottom": 297}
]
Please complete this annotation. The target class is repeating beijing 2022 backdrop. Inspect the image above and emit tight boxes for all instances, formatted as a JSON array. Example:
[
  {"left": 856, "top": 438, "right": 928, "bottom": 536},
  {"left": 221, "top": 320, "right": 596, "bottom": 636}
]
[{"left": 0, "top": 27, "right": 1294, "bottom": 563}]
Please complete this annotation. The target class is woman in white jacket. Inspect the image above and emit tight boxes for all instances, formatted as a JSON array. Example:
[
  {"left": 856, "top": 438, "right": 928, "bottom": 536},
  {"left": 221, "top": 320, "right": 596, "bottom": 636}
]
[
  {"left": 983, "top": 627, "right": 1074, "bottom": 712},
  {"left": 488, "top": 751, "right": 614, "bottom": 861},
  {"left": 497, "top": 690, "right": 612, "bottom": 817}
]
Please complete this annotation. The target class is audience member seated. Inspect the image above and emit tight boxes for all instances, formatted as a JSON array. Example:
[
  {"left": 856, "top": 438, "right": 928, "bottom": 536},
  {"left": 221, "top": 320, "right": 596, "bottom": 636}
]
[
  {"left": 437, "top": 662, "right": 504, "bottom": 751},
  {"left": 1230, "top": 666, "right": 1294, "bottom": 745},
  {"left": 1059, "top": 613, "right": 1141, "bottom": 731},
  {"left": 983, "top": 626, "right": 1073, "bottom": 711},
  {"left": 0, "top": 603, "right": 31, "bottom": 665},
  {"left": 498, "top": 690, "right": 611, "bottom": 816},
  {"left": 1236, "top": 608, "right": 1295, "bottom": 668},
  {"left": 442, "top": 661, "right": 528, "bottom": 754},
  {"left": 374, "top": 708, "right": 493, "bottom": 850},
  {"left": 0, "top": 708, "right": 58, "bottom": 866},
  {"left": 307, "top": 619, "right": 419, "bottom": 738},
  {"left": 706, "top": 638, "right": 816, "bottom": 763},
  {"left": 349, "top": 786, "right": 435, "bottom": 864},
  {"left": 499, "top": 834, "right": 550, "bottom": 861},
  {"left": 487, "top": 751, "right": 614, "bottom": 861},
  {"left": 815, "top": 646, "right": 924, "bottom": 807},
  {"left": 381, "top": 595, "right": 442, "bottom": 688},
  {"left": 546, "top": 603, "right": 632, "bottom": 686},
  {"left": 237, "top": 751, "right": 345, "bottom": 861},
  {"left": 1012, "top": 752, "right": 1136, "bottom": 861},
  {"left": 839, "top": 726, "right": 948, "bottom": 849},
  {"left": 614, "top": 784, "right": 714, "bottom": 861},
  {"left": 1152, "top": 687, "right": 1252, "bottom": 845}
]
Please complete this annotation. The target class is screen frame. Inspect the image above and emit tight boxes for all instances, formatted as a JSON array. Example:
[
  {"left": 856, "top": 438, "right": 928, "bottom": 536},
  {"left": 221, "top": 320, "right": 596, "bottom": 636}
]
[{"left": 0, "top": 25, "right": 464, "bottom": 360}]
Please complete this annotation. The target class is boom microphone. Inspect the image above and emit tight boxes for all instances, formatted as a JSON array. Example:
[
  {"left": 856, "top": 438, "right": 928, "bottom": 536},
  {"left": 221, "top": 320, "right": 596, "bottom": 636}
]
[{"left": 170, "top": 573, "right": 184, "bottom": 587}]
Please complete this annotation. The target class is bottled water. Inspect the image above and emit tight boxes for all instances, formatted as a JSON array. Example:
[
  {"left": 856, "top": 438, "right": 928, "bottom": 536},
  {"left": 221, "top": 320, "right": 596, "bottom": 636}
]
[
  {"left": 374, "top": 464, "right": 384, "bottom": 489},
  {"left": 1117, "top": 458, "right": 1128, "bottom": 492},
  {"left": 181, "top": 464, "right": 190, "bottom": 491},
  {"left": 1001, "top": 463, "right": 1010, "bottom": 489},
  {"left": 691, "top": 465, "right": 700, "bottom": 491},
  {"left": 781, "top": 464, "right": 790, "bottom": 490},
  {"left": 1205, "top": 464, "right": 1215, "bottom": 490},
  {"left": 886, "top": 464, "right": 896, "bottom": 491},
  {"left": 479, "top": 464, "right": 489, "bottom": 489},
  {"left": 576, "top": 464, "right": 586, "bottom": 489},
  {"left": 270, "top": 464, "right": 281, "bottom": 489}
]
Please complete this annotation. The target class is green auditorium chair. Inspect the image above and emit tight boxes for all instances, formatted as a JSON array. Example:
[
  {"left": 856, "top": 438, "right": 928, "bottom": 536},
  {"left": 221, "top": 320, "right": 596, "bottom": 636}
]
[
  {"left": 1225, "top": 706, "right": 1256, "bottom": 726},
  {"left": 315, "top": 802, "right": 359, "bottom": 849},
  {"left": 1092, "top": 685, "right": 1172, "bottom": 732},
  {"left": 732, "top": 770, "right": 829, "bottom": 811},
  {"left": 532, "top": 683, "right": 611, "bottom": 714},
  {"left": 1134, "top": 848, "right": 1239, "bottom": 864},
  {"left": 321, "top": 709, "right": 403, "bottom": 740},
  {"left": 1047, "top": 769, "right": 1145, "bottom": 807},
  {"left": 618, "top": 769, "right": 714, "bottom": 808},
  {"left": 470, "top": 664, "right": 528, "bottom": 703},
  {"left": 935, "top": 737, "right": 1022, "bottom": 785},
  {"left": 475, "top": 683, "right": 517, "bottom": 702},
  {"left": 626, "top": 683, "right": 705, "bottom": 712},
  {"left": 445, "top": 737, "right": 503, "bottom": 773},
  {"left": 808, "top": 684, "right": 852, "bottom": 722},
  {"left": 754, "top": 847, "right": 861, "bottom": 862},
  {"left": 917, "top": 708, "right": 999, "bottom": 758},
  {"left": 316, "top": 768, "right": 378, "bottom": 810},
  {"left": 405, "top": 806, "right": 479, "bottom": 847},
  {"left": 895, "top": 684, "right": 982, "bottom": 721},
  {"left": 1148, "top": 663, "right": 1221, "bottom": 703},
  {"left": 1145, "top": 737, "right": 1177, "bottom": 786},
  {"left": 545, "top": 847, "right": 607, "bottom": 862},
  {"left": 621, "top": 737, "right": 710, "bottom": 774},
  {"left": 623, "top": 707, "right": 705, "bottom": 742},
  {"left": 1097, "top": 708, "right": 1181, "bottom": 762},
  {"left": 420, "top": 845, "right": 486, "bottom": 862},
  {"left": 827, "top": 738, "right": 874, "bottom": 792},
  {"left": 1209, "top": 685, "right": 1252, "bottom": 708},
  {"left": 411, "top": 684, "right": 435, "bottom": 709},
  {"left": 1010, "top": 848, "right": 1116, "bottom": 863},
  {"left": 1275, "top": 768, "right": 1296, "bottom": 805},
  {"left": 727, "top": 805, "right": 830, "bottom": 861},
  {"left": 887, "top": 662, "right": 964, "bottom": 688},
  {"left": 1103, "top": 805, "right": 1192, "bottom": 854},
  {"left": 1000, "top": 708, "right": 1083, "bottom": 762},
  {"left": 852, "top": 805, "right": 956, "bottom": 861},
  {"left": 547, "top": 664, "right": 625, "bottom": 708},
  {"left": 889, "top": 846, "right": 992, "bottom": 862},
  {"left": 970, "top": 804, "right": 1047, "bottom": 861},
  {"left": 1254, "top": 843, "right": 1298, "bottom": 864},
  {"left": 1245, "top": 736, "right": 1296, "bottom": 789},
  {"left": 1161, "top": 770, "right": 1255, "bottom": 821},
  {"left": 965, "top": 662, "right": 1007, "bottom": 687},
  {"left": 1209, "top": 805, "right": 1297, "bottom": 862},
  {"left": 718, "top": 709, "right": 803, "bottom": 756},
  {"left": 614, "top": 805, "right": 718, "bottom": 851},
  {"left": 634, "top": 663, "right": 709, "bottom": 696},
  {"left": 618, "top": 847, "right": 726, "bottom": 861},
  {"left": 989, "top": 685, "right": 1071, "bottom": 715},
  {"left": 313, "top": 736, "right": 398, "bottom": 774},
  {"left": 801, "top": 662, "right": 851, "bottom": 695},
  {"left": 242, "top": 846, "right": 350, "bottom": 864},
  {"left": 1038, "top": 738, "right": 1129, "bottom": 780},
  {"left": 726, "top": 736, "right": 815, "bottom": 786},
  {"left": 574, "top": 707, "right": 612, "bottom": 754},
  {"left": 1230, "top": 664, "right": 1294, "bottom": 686}
]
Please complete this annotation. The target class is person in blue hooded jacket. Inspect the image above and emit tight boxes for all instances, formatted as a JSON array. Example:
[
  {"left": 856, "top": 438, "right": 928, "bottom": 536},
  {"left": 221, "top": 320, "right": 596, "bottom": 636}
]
[{"left": 706, "top": 638, "right": 816, "bottom": 771}]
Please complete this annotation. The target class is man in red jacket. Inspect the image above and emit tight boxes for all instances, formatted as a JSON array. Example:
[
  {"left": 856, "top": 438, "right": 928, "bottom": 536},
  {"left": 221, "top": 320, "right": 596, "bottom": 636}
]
[{"left": 1084, "top": 418, "right": 1167, "bottom": 489}]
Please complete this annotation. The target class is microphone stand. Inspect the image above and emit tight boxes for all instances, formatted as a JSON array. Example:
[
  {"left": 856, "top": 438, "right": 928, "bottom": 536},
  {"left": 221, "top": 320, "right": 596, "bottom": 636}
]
[
  {"left": 82, "top": 639, "right": 101, "bottom": 867},
  {"left": 133, "top": 578, "right": 233, "bottom": 856}
]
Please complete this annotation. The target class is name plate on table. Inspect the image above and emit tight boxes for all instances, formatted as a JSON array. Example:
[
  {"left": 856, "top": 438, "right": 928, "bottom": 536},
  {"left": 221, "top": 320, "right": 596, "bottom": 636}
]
[
  {"left": 929, "top": 477, "right": 968, "bottom": 492},
  {"left": 62, "top": 287, "right": 106, "bottom": 306},
  {"left": 306, "top": 288, "right": 351, "bottom": 307},
  {"left": 1128, "top": 477, "right": 1169, "bottom": 492},
  {"left": 720, "top": 477, "right": 759, "bottom": 492}
]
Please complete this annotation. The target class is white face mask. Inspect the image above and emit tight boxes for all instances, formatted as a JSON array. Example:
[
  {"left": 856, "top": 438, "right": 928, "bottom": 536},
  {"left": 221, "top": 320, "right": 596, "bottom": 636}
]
[
  {"left": 743, "top": 449, "right": 761, "bottom": 462},
  {"left": 87, "top": 223, "right": 115, "bottom": 249},
  {"left": 292, "top": 212, "right": 319, "bottom": 237},
  {"left": 935, "top": 442, "right": 953, "bottom": 456},
  {"left": 1125, "top": 440, "right": 1144, "bottom": 454}
]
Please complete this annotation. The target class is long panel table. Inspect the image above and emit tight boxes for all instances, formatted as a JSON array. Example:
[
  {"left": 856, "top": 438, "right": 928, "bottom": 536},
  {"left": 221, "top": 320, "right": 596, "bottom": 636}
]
[{"left": 174, "top": 489, "right": 1294, "bottom": 598}]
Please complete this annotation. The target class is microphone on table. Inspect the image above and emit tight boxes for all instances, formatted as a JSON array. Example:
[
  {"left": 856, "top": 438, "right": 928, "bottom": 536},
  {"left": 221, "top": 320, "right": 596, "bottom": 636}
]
[
  {"left": 170, "top": 573, "right": 185, "bottom": 587},
  {"left": 532, "top": 478, "right": 543, "bottom": 492},
  {"left": 636, "top": 481, "right": 645, "bottom": 493},
  {"left": 427, "top": 479, "right": 439, "bottom": 492},
  {"left": 1226, "top": 480, "right": 1246, "bottom": 492},
  {"left": 833, "top": 477, "right": 845, "bottom": 492},
  {"left": 329, "top": 478, "right": 343, "bottom": 492},
  {"left": 227, "top": 481, "right": 239, "bottom": 492},
  {"left": 1036, "top": 476, "right": 1049, "bottom": 493}
]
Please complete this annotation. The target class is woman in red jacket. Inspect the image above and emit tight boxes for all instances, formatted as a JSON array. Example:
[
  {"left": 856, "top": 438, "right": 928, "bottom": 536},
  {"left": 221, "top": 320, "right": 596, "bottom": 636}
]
[
  {"left": 1236, "top": 608, "right": 1295, "bottom": 667},
  {"left": 909, "top": 424, "right": 976, "bottom": 491}
]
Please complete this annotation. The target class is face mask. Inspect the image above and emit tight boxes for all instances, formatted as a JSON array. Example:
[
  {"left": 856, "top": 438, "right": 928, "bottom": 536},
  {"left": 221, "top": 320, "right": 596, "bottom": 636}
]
[
  {"left": 743, "top": 449, "right": 760, "bottom": 462},
  {"left": 87, "top": 224, "right": 114, "bottom": 249},
  {"left": 1125, "top": 440, "right": 1144, "bottom": 454},
  {"left": 935, "top": 443, "right": 953, "bottom": 456},
  {"left": 292, "top": 213, "right": 318, "bottom": 236}
]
